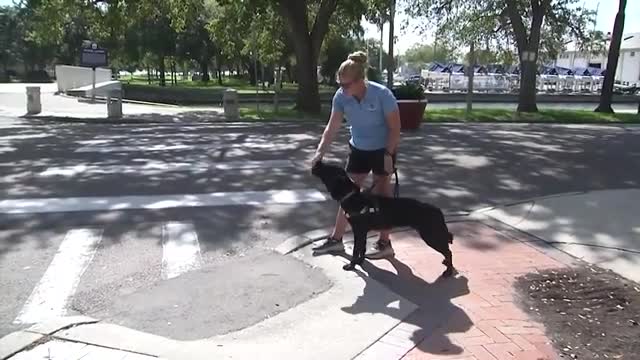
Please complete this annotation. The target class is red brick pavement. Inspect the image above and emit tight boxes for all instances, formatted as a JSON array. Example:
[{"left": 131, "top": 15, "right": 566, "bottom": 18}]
[{"left": 369, "top": 221, "right": 568, "bottom": 360}]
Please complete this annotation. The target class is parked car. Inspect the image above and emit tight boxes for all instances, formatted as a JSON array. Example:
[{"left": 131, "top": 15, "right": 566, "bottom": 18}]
[{"left": 406, "top": 75, "right": 422, "bottom": 85}]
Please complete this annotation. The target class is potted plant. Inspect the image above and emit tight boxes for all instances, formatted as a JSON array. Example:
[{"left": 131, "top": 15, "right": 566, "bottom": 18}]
[{"left": 392, "top": 82, "right": 427, "bottom": 130}]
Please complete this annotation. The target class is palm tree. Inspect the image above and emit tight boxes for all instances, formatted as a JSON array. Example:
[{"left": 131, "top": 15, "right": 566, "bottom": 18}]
[{"left": 595, "top": 0, "right": 627, "bottom": 113}]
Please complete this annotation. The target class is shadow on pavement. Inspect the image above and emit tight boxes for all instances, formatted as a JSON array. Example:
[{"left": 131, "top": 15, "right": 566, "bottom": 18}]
[{"left": 341, "top": 257, "right": 472, "bottom": 357}]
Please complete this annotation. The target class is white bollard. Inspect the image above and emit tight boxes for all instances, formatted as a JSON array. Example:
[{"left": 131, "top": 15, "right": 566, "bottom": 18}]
[
  {"left": 107, "top": 89, "right": 123, "bottom": 119},
  {"left": 223, "top": 88, "right": 239, "bottom": 120},
  {"left": 26, "top": 86, "right": 42, "bottom": 115}
]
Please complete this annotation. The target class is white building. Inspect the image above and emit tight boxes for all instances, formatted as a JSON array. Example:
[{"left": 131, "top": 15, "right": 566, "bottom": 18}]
[{"left": 555, "top": 32, "right": 640, "bottom": 86}]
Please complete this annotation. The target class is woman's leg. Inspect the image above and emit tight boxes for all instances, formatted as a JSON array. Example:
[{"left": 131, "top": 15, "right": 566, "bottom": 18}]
[
  {"left": 366, "top": 151, "right": 396, "bottom": 259},
  {"left": 372, "top": 173, "right": 393, "bottom": 241}
]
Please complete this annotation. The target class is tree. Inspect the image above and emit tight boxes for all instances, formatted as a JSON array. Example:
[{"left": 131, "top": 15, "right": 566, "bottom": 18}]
[
  {"left": 273, "top": 0, "right": 346, "bottom": 112},
  {"left": 404, "top": 43, "right": 457, "bottom": 67},
  {"left": 0, "top": 6, "right": 19, "bottom": 80},
  {"left": 320, "top": 35, "right": 357, "bottom": 84},
  {"left": 595, "top": 0, "right": 626, "bottom": 113},
  {"left": 364, "top": 0, "right": 392, "bottom": 78},
  {"left": 578, "top": 30, "right": 608, "bottom": 66},
  {"left": 464, "top": 49, "right": 498, "bottom": 65},
  {"left": 175, "top": 7, "right": 217, "bottom": 82},
  {"left": 408, "top": 0, "right": 595, "bottom": 112}
]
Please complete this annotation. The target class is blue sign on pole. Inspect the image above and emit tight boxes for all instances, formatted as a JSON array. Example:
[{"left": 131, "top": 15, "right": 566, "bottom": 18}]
[{"left": 80, "top": 45, "right": 108, "bottom": 68}]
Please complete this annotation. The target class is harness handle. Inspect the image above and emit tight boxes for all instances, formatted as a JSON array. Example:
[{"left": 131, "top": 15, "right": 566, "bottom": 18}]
[{"left": 364, "top": 160, "right": 400, "bottom": 198}]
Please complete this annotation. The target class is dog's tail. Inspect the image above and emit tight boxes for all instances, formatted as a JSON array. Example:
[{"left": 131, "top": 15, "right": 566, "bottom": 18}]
[{"left": 448, "top": 232, "right": 454, "bottom": 244}]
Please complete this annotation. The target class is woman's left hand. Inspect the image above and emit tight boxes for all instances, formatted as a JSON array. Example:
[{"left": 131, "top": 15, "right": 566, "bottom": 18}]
[{"left": 384, "top": 153, "right": 394, "bottom": 175}]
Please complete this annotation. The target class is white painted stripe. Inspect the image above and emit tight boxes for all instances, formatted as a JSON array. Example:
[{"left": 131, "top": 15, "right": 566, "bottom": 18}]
[
  {"left": 0, "top": 189, "right": 328, "bottom": 214},
  {"left": 74, "top": 142, "right": 302, "bottom": 153},
  {"left": 0, "top": 133, "right": 52, "bottom": 140},
  {"left": 76, "top": 132, "right": 248, "bottom": 143},
  {"left": 38, "top": 160, "right": 296, "bottom": 177},
  {"left": 14, "top": 228, "right": 102, "bottom": 324},
  {"left": 76, "top": 133, "right": 315, "bottom": 143},
  {"left": 161, "top": 222, "right": 202, "bottom": 279}
]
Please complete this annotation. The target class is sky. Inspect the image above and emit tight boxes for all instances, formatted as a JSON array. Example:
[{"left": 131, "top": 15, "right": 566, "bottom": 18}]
[{"left": 2, "top": 0, "right": 638, "bottom": 55}]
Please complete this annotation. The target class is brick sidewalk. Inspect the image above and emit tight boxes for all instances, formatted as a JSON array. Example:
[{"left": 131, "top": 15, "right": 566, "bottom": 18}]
[{"left": 366, "top": 221, "right": 568, "bottom": 360}]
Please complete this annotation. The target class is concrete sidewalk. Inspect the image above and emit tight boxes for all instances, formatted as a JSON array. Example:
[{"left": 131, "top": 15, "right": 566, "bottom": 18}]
[
  {"left": 0, "top": 83, "right": 224, "bottom": 122},
  {"left": 478, "top": 188, "right": 640, "bottom": 283}
]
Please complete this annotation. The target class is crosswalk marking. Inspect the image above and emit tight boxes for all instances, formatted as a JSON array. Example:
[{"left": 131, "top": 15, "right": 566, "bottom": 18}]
[
  {"left": 75, "top": 133, "right": 314, "bottom": 143},
  {"left": 161, "top": 222, "right": 202, "bottom": 280},
  {"left": 0, "top": 189, "right": 328, "bottom": 214},
  {"left": 13, "top": 228, "right": 103, "bottom": 324},
  {"left": 38, "top": 160, "right": 297, "bottom": 177},
  {"left": 74, "top": 141, "right": 303, "bottom": 153}
]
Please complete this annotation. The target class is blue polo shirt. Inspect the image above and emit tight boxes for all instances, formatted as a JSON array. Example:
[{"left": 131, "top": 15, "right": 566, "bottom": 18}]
[{"left": 332, "top": 81, "right": 399, "bottom": 151}]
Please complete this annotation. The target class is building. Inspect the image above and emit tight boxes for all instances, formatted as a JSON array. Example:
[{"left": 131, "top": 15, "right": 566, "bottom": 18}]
[{"left": 555, "top": 32, "right": 640, "bottom": 86}]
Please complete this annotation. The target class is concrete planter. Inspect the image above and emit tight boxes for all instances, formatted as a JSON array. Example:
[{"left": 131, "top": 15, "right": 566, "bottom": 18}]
[{"left": 397, "top": 99, "right": 427, "bottom": 130}]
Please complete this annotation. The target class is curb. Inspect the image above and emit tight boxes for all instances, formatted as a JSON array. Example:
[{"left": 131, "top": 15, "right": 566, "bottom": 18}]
[
  {"left": 17, "top": 115, "right": 326, "bottom": 125},
  {"left": 470, "top": 191, "right": 587, "bottom": 214},
  {"left": 469, "top": 187, "right": 640, "bottom": 215},
  {"left": 0, "top": 316, "right": 98, "bottom": 360},
  {"left": 467, "top": 213, "right": 584, "bottom": 268}
]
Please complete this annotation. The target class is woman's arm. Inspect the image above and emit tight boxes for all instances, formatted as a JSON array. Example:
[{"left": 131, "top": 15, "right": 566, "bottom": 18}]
[
  {"left": 382, "top": 88, "right": 401, "bottom": 155},
  {"left": 384, "top": 109, "right": 401, "bottom": 155},
  {"left": 315, "top": 110, "right": 344, "bottom": 157}
]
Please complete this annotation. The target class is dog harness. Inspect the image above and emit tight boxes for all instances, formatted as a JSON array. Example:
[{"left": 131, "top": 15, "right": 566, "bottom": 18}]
[{"left": 343, "top": 196, "right": 381, "bottom": 219}]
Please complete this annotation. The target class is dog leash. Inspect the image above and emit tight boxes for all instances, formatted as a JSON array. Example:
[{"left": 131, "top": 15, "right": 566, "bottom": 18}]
[{"left": 364, "top": 165, "right": 400, "bottom": 198}]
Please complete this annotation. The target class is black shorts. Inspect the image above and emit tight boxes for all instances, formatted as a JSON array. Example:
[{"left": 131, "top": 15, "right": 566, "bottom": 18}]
[{"left": 345, "top": 144, "right": 396, "bottom": 176}]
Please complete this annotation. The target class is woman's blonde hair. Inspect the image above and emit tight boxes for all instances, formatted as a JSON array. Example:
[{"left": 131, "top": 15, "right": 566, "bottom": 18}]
[{"left": 337, "top": 51, "right": 368, "bottom": 81}]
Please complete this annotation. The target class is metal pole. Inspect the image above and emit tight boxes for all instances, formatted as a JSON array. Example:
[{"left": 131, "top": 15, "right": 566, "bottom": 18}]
[
  {"left": 91, "top": 67, "right": 96, "bottom": 103},
  {"left": 253, "top": 34, "right": 259, "bottom": 112},
  {"left": 386, "top": 0, "right": 396, "bottom": 89},
  {"left": 466, "top": 41, "right": 476, "bottom": 116},
  {"left": 379, "top": 23, "right": 383, "bottom": 73}
]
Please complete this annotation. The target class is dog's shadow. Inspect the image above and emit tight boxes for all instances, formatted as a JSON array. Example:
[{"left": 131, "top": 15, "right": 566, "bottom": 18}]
[{"left": 338, "top": 255, "right": 472, "bottom": 357}]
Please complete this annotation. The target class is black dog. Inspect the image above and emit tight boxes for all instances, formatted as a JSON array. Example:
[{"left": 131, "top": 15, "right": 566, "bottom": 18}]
[{"left": 311, "top": 160, "right": 454, "bottom": 277}]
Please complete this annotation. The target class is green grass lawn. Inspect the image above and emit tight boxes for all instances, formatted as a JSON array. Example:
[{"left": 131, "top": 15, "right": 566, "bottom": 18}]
[
  {"left": 238, "top": 105, "right": 330, "bottom": 122},
  {"left": 236, "top": 106, "right": 640, "bottom": 123},
  {"left": 125, "top": 76, "right": 335, "bottom": 94},
  {"left": 427, "top": 109, "right": 640, "bottom": 123}
]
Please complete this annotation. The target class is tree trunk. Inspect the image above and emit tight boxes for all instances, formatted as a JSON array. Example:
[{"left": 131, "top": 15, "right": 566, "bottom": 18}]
[
  {"left": 171, "top": 61, "right": 176, "bottom": 85},
  {"left": 146, "top": 66, "right": 151, "bottom": 84},
  {"left": 386, "top": 0, "right": 396, "bottom": 89},
  {"left": 277, "top": 0, "right": 338, "bottom": 113},
  {"left": 466, "top": 41, "right": 475, "bottom": 116},
  {"left": 216, "top": 55, "right": 223, "bottom": 85},
  {"left": 517, "top": 57, "right": 538, "bottom": 112},
  {"left": 293, "top": 43, "right": 321, "bottom": 113},
  {"left": 200, "top": 60, "right": 210, "bottom": 82},
  {"left": 183, "top": 61, "right": 188, "bottom": 80},
  {"left": 596, "top": 0, "right": 627, "bottom": 113},
  {"left": 505, "top": 0, "right": 547, "bottom": 113},
  {"left": 159, "top": 57, "right": 166, "bottom": 87}
]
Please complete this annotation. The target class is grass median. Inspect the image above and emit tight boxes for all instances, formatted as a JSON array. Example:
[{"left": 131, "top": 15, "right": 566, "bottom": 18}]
[
  {"left": 237, "top": 106, "right": 640, "bottom": 124},
  {"left": 427, "top": 108, "right": 640, "bottom": 123}
]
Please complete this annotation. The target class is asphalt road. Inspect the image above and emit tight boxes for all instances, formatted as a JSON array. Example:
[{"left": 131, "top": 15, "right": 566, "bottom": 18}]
[{"left": 1, "top": 119, "right": 640, "bottom": 340}]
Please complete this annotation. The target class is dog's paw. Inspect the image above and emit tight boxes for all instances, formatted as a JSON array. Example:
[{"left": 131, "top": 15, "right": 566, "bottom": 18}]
[
  {"left": 442, "top": 267, "right": 455, "bottom": 277},
  {"left": 343, "top": 263, "right": 357, "bottom": 271}
]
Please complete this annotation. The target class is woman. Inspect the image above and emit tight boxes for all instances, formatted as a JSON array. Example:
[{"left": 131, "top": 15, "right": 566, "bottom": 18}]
[{"left": 310, "top": 51, "right": 401, "bottom": 259}]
